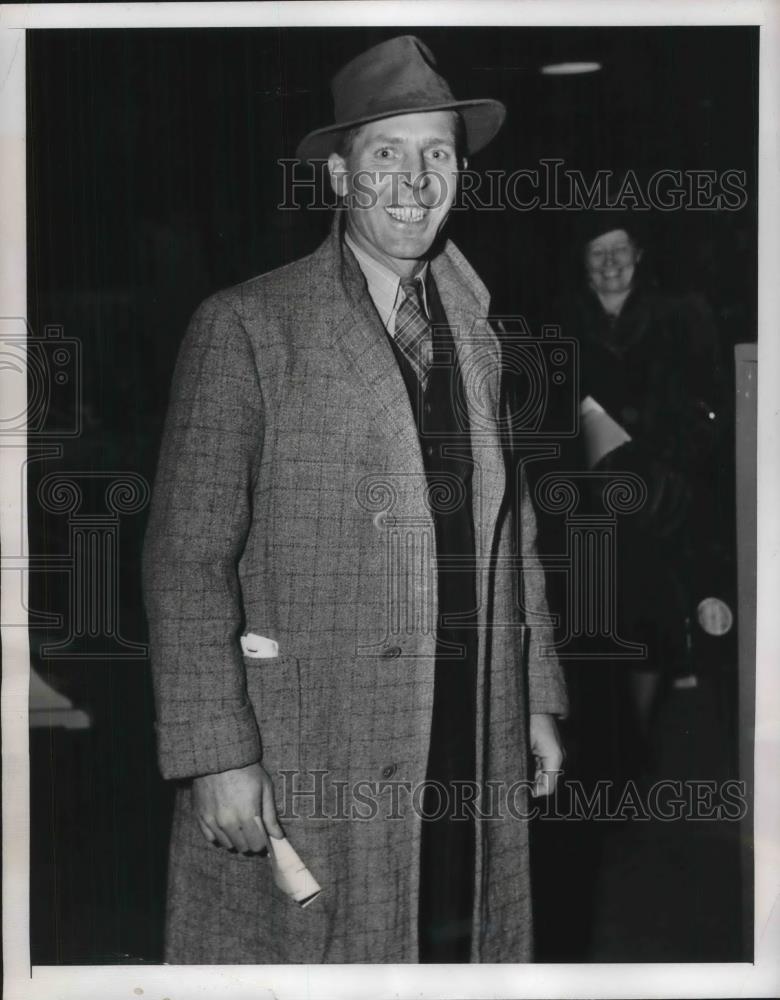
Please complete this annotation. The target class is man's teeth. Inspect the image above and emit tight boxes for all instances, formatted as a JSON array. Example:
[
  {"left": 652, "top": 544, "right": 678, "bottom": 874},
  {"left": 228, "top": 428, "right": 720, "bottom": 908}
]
[{"left": 385, "top": 206, "right": 426, "bottom": 223}]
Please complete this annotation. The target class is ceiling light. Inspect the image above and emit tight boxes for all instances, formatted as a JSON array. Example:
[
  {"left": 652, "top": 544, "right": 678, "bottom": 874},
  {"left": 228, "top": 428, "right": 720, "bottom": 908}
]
[{"left": 540, "top": 61, "right": 602, "bottom": 76}]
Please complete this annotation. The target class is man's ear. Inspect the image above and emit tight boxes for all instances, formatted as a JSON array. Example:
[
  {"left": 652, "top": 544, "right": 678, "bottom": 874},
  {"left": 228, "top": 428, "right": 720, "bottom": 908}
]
[{"left": 327, "top": 153, "right": 349, "bottom": 198}]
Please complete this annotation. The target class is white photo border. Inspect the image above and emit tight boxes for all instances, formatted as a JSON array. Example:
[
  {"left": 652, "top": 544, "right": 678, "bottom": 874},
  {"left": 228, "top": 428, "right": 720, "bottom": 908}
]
[{"left": 1, "top": 2, "right": 778, "bottom": 998}]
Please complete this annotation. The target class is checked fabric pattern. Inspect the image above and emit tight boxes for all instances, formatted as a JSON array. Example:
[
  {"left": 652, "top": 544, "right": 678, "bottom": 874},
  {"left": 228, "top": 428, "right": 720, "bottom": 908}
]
[
  {"left": 144, "top": 209, "right": 569, "bottom": 964},
  {"left": 395, "top": 278, "right": 434, "bottom": 386}
]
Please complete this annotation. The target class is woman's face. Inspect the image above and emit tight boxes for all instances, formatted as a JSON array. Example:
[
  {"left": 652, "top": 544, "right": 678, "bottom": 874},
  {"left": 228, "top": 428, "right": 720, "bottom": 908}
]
[{"left": 584, "top": 228, "right": 642, "bottom": 297}]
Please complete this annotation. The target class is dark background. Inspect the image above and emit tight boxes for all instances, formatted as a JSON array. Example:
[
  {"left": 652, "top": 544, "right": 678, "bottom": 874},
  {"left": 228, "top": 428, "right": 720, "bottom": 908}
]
[{"left": 26, "top": 26, "right": 757, "bottom": 964}]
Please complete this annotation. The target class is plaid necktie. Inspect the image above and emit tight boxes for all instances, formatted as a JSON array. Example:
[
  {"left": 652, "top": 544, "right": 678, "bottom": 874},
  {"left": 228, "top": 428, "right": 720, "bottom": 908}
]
[{"left": 394, "top": 277, "right": 433, "bottom": 387}]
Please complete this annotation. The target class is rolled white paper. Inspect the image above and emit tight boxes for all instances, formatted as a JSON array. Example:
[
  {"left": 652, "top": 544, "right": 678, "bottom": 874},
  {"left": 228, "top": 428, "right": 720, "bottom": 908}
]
[
  {"left": 580, "top": 395, "right": 632, "bottom": 469},
  {"left": 268, "top": 835, "right": 322, "bottom": 907}
]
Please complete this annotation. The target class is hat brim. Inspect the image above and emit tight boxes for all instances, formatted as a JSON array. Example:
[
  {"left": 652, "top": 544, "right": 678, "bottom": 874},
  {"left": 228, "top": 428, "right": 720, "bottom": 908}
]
[
  {"left": 573, "top": 209, "right": 649, "bottom": 248},
  {"left": 295, "top": 98, "right": 506, "bottom": 161}
]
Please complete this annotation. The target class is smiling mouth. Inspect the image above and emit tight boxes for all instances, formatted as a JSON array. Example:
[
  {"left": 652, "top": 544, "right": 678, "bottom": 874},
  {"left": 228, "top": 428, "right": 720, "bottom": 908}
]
[{"left": 385, "top": 206, "right": 427, "bottom": 223}]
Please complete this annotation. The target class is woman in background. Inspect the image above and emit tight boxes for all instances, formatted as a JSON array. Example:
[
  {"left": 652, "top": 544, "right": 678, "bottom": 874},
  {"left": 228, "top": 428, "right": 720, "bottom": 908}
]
[{"left": 561, "top": 211, "right": 731, "bottom": 771}]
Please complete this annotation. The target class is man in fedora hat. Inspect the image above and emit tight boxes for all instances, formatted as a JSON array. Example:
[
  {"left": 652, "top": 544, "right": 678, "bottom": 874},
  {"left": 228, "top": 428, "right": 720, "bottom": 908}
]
[{"left": 144, "top": 34, "right": 567, "bottom": 964}]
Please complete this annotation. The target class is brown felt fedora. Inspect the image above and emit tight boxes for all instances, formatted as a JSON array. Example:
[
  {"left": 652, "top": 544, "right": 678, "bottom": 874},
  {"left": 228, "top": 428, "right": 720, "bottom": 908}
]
[{"left": 296, "top": 35, "right": 506, "bottom": 160}]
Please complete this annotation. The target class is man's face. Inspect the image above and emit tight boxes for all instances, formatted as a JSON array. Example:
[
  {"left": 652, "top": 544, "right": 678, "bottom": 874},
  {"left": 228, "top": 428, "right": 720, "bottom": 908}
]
[
  {"left": 585, "top": 228, "right": 642, "bottom": 297},
  {"left": 328, "top": 111, "right": 462, "bottom": 277}
]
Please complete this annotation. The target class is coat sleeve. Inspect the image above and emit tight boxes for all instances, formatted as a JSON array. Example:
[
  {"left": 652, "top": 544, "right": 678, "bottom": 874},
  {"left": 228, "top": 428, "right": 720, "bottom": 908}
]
[
  {"left": 519, "top": 471, "right": 570, "bottom": 718},
  {"left": 142, "top": 293, "right": 264, "bottom": 780},
  {"left": 499, "top": 349, "right": 569, "bottom": 720}
]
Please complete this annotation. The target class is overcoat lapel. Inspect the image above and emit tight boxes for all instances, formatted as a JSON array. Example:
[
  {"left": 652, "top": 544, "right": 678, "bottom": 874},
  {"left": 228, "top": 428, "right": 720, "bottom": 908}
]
[
  {"left": 430, "top": 247, "right": 506, "bottom": 570},
  {"left": 310, "top": 211, "right": 505, "bottom": 534},
  {"left": 310, "top": 211, "right": 427, "bottom": 475},
  {"left": 309, "top": 210, "right": 507, "bottom": 586}
]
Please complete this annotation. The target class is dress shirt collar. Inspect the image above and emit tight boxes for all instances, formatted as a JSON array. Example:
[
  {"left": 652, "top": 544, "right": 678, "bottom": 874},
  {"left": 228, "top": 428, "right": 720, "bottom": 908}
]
[{"left": 344, "top": 230, "right": 430, "bottom": 335}]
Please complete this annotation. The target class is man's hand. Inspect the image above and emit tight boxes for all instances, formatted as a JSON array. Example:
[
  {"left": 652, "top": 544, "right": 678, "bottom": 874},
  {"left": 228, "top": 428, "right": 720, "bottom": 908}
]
[
  {"left": 191, "top": 761, "right": 283, "bottom": 853},
  {"left": 529, "top": 713, "right": 565, "bottom": 798}
]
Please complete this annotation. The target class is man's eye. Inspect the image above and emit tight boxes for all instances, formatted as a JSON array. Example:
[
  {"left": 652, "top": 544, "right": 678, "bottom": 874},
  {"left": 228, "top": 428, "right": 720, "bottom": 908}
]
[
  {"left": 429, "top": 148, "right": 452, "bottom": 161},
  {"left": 375, "top": 148, "right": 394, "bottom": 159}
]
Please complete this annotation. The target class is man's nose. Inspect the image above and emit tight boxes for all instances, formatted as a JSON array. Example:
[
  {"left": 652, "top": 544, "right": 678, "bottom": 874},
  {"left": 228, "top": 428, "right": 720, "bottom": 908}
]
[{"left": 399, "top": 152, "right": 430, "bottom": 191}]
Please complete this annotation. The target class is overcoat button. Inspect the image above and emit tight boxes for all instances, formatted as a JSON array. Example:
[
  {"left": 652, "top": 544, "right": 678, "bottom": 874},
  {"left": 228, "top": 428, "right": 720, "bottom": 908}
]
[
  {"left": 381, "top": 764, "right": 397, "bottom": 779},
  {"left": 380, "top": 645, "right": 402, "bottom": 659}
]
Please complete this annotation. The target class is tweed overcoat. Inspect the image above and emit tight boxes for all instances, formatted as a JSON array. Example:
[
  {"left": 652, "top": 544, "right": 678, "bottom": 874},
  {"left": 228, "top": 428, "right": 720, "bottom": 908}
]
[{"left": 143, "top": 211, "right": 568, "bottom": 964}]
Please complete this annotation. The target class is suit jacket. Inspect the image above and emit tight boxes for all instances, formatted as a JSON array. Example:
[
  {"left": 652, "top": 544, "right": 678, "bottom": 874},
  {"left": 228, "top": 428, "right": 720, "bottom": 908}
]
[{"left": 143, "top": 210, "right": 568, "bottom": 963}]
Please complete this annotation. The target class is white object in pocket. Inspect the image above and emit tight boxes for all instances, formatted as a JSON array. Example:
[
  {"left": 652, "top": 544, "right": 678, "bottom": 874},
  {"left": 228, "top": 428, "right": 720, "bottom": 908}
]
[{"left": 240, "top": 632, "right": 279, "bottom": 658}]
